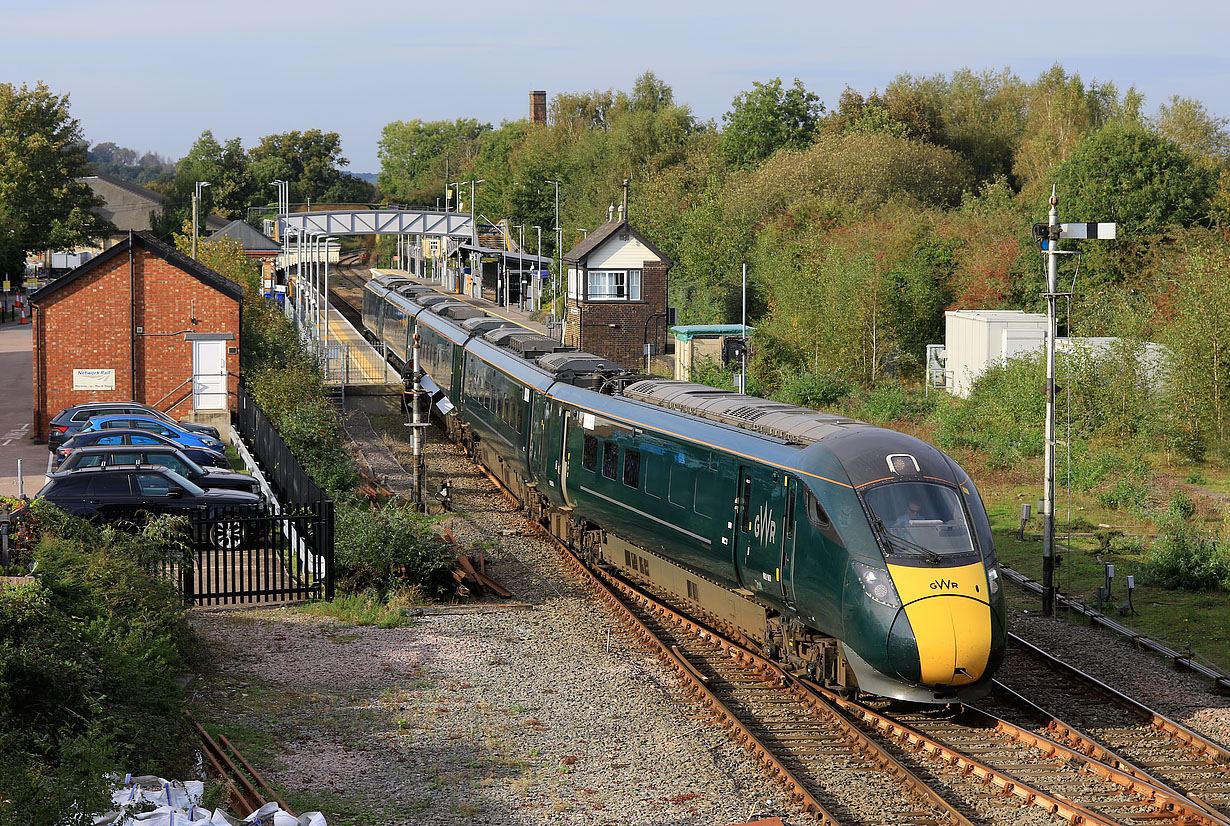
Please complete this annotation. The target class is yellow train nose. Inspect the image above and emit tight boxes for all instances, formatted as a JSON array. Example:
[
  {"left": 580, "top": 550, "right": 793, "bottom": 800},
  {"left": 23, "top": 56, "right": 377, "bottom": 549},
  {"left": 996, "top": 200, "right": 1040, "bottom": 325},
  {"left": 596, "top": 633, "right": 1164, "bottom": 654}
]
[{"left": 887, "top": 562, "right": 993, "bottom": 686}]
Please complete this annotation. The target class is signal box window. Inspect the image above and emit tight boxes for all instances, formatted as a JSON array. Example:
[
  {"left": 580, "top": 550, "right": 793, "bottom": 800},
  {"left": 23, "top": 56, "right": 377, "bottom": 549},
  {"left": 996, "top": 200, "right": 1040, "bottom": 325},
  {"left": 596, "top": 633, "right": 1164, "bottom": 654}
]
[
  {"left": 586, "top": 269, "right": 641, "bottom": 301},
  {"left": 623, "top": 449, "right": 641, "bottom": 488},
  {"left": 601, "top": 441, "right": 619, "bottom": 480},
  {"left": 582, "top": 435, "right": 598, "bottom": 472}
]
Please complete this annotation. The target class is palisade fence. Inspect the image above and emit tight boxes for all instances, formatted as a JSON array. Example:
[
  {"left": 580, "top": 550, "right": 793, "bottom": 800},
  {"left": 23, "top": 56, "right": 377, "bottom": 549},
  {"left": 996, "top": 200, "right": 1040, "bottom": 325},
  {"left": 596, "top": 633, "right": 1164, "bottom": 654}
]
[{"left": 170, "top": 382, "right": 334, "bottom": 605}]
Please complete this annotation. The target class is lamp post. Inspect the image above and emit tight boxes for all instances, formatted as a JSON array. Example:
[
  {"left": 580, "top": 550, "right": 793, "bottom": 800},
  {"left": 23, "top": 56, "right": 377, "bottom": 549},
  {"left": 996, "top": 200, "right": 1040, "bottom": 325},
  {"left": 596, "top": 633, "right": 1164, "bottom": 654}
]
[
  {"left": 462, "top": 179, "right": 484, "bottom": 247},
  {"left": 533, "top": 225, "right": 543, "bottom": 313},
  {"left": 192, "top": 181, "right": 210, "bottom": 259},
  {"left": 513, "top": 225, "right": 524, "bottom": 310},
  {"left": 448, "top": 182, "right": 461, "bottom": 214},
  {"left": 545, "top": 180, "right": 561, "bottom": 338},
  {"left": 323, "top": 236, "right": 337, "bottom": 372}
]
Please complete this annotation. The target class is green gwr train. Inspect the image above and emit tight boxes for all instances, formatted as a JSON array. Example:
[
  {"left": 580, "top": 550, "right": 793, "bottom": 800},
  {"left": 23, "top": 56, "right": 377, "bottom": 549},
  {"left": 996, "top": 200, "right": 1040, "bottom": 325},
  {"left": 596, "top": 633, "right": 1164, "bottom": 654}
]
[{"left": 364, "top": 275, "right": 1006, "bottom": 702}]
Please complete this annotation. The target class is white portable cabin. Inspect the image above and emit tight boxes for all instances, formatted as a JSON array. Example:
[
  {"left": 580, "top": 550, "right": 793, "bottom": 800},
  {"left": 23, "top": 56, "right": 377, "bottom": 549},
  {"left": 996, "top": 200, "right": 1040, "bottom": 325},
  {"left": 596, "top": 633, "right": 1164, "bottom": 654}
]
[{"left": 942, "top": 310, "right": 1049, "bottom": 398}]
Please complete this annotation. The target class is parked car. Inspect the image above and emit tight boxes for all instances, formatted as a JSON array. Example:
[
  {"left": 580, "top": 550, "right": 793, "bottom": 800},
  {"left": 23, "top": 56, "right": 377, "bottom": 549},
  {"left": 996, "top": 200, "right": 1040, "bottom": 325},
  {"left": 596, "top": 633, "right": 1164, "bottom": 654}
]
[
  {"left": 56, "top": 429, "right": 230, "bottom": 469},
  {"left": 46, "top": 401, "right": 220, "bottom": 453},
  {"left": 78, "top": 415, "right": 226, "bottom": 454},
  {"left": 55, "top": 445, "right": 259, "bottom": 497},
  {"left": 36, "top": 465, "right": 262, "bottom": 549}
]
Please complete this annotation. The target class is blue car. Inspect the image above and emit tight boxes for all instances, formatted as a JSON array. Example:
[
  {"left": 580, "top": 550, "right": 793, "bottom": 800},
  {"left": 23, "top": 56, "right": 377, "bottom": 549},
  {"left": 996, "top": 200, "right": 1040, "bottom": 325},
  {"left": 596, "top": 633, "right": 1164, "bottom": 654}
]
[
  {"left": 79, "top": 415, "right": 226, "bottom": 455},
  {"left": 55, "top": 429, "right": 231, "bottom": 469}
]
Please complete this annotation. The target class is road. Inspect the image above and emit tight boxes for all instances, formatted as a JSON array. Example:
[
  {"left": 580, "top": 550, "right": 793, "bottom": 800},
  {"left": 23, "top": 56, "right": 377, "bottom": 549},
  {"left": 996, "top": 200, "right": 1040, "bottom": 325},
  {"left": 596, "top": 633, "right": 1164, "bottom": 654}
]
[{"left": 0, "top": 322, "right": 55, "bottom": 499}]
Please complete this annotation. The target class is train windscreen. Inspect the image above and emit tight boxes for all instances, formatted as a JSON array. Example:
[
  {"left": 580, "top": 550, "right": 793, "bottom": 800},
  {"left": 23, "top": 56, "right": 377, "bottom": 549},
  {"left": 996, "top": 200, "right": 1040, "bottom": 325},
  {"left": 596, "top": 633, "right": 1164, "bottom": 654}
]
[{"left": 863, "top": 482, "right": 976, "bottom": 559}]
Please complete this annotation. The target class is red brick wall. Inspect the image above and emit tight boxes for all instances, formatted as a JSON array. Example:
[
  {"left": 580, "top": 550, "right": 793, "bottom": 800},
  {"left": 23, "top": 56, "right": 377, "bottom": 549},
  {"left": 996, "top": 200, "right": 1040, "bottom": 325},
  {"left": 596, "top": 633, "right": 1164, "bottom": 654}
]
[
  {"left": 32, "top": 245, "right": 240, "bottom": 440},
  {"left": 564, "top": 260, "right": 668, "bottom": 370}
]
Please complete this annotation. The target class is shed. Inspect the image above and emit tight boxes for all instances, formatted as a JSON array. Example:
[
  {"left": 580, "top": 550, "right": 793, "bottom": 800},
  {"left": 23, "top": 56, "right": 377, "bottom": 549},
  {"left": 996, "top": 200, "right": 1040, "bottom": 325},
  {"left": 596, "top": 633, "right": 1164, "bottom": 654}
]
[
  {"left": 562, "top": 211, "right": 671, "bottom": 369},
  {"left": 942, "top": 310, "right": 1049, "bottom": 397},
  {"left": 30, "top": 231, "right": 243, "bottom": 440},
  {"left": 671, "top": 324, "right": 753, "bottom": 382}
]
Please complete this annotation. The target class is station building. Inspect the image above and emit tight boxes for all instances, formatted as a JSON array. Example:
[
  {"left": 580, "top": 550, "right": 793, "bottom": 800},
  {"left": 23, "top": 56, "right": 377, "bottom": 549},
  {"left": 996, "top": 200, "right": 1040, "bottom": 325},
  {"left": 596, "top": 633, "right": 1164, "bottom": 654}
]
[
  {"left": 562, "top": 209, "right": 671, "bottom": 370},
  {"left": 30, "top": 230, "right": 242, "bottom": 440}
]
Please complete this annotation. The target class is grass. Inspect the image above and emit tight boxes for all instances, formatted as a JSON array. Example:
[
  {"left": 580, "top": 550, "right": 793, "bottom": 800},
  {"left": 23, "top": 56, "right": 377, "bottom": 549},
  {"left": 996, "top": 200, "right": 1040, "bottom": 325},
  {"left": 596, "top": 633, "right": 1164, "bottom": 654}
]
[
  {"left": 981, "top": 476, "right": 1230, "bottom": 673},
  {"left": 294, "top": 593, "right": 421, "bottom": 628}
]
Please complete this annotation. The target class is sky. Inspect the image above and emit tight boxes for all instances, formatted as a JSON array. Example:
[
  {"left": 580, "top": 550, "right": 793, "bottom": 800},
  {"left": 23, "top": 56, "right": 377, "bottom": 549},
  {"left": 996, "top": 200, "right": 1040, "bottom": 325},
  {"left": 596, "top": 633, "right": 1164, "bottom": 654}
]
[{"left": 3, "top": 0, "right": 1229, "bottom": 174}]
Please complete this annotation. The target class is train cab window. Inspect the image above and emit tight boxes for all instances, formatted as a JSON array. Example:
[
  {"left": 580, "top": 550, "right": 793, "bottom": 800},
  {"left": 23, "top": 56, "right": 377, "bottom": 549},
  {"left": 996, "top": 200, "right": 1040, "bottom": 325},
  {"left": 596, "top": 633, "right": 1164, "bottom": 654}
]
[
  {"left": 601, "top": 441, "right": 619, "bottom": 480},
  {"left": 582, "top": 435, "right": 598, "bottom": 472},
  {"left": 804, "top": 489, "right": 831, "bottom": 528},
  {"left": 623, "top": 449, "right": 641, "bottom": 488}
]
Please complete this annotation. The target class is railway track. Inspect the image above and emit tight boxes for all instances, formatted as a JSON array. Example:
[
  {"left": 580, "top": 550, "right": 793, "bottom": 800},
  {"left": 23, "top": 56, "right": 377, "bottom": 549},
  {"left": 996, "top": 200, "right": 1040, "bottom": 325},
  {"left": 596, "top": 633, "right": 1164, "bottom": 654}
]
[
  {"left": 190, "top": 713, "right": 291, "bottom": 817},
  {"left": 462, "top": 448, "right": 1230, "bottom": 826}
]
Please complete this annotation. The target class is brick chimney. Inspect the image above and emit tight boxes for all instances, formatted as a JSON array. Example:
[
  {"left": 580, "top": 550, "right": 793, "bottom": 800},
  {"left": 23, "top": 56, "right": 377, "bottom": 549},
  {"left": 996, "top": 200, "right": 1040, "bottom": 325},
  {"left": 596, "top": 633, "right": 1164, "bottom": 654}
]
[{"left": 530, "top": 91, "right": 547, "bottom": 124}]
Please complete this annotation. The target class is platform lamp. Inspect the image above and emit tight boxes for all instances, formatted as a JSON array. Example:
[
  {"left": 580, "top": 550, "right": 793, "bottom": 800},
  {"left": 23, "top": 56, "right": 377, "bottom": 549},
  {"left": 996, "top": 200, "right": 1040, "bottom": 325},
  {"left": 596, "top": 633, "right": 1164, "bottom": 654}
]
[
  {"left": 192, "top": 181, "right": 210, "bottom": 259},
  {"left": 323, "top": 235, "right": 337, "bottom": 366},
  {"left": 533, "top": 225, "right": 543, "bottom": 313}
]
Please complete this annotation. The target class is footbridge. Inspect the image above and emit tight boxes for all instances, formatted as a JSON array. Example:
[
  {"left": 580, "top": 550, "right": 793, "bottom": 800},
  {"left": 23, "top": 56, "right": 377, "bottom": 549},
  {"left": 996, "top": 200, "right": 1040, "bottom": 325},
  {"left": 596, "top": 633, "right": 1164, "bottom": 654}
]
[{"left": 279, "top": 208, "right": 473, "bottom": 238}]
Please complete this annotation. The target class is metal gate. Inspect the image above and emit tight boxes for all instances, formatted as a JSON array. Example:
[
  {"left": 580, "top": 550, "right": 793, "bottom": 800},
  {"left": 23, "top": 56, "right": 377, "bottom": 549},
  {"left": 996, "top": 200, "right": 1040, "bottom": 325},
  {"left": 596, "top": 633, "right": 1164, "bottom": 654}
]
[{"left": 166, "top": 501, "right": 334, "bottom": 606}]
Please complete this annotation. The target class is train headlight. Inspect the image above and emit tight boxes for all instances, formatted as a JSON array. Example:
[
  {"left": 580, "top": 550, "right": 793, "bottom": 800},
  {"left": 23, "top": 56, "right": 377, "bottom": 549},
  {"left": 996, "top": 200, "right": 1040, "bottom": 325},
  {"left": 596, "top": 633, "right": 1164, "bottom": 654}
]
[
  {"left": 853, "top": 561, "right": 901, "bottom": 609},
  {"left": 987, "top": 567, "right": 1000, "bottom": 596}
]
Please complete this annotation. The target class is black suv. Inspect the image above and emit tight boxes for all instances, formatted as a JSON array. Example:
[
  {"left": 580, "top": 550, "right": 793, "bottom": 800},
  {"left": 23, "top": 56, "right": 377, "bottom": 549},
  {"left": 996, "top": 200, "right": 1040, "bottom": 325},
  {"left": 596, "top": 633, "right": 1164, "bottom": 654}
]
[
  {"left": 54, "top": 445, "right": 260, "bottom": 497},
  {"left": 47, "top": 402, "right": 221, "bottom": 453},
  {"left": 56, "top": 429, "right": 230, "bottom": 469},
  {"left": 36, "top": 465, "right": 262, "bottom": 549}
]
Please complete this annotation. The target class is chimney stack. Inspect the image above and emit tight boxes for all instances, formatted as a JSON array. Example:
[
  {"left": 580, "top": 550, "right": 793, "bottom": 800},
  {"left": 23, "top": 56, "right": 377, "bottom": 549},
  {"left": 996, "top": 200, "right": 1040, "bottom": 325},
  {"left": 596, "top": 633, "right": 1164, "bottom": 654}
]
[{"left": 530, "top": 90, "right": 547, "bottom": 124}]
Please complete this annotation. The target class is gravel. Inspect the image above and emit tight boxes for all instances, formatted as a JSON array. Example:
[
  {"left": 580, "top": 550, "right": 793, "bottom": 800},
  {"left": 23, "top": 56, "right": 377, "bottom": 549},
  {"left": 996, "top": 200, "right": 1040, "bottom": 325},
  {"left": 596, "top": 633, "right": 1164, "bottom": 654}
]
[{"left": 190, "top": 428, "right": 798, "bottom": 826}]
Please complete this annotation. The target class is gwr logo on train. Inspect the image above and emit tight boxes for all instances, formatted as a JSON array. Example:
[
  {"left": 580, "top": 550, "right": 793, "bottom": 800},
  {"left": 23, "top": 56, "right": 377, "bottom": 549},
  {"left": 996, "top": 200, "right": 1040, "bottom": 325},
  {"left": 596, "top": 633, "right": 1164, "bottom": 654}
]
[
  {"left": 930, "top": 578, "right": 958, "bottom": 591},
  {"left": 753, "top": 501, "right": 777, "bottom": 546}
]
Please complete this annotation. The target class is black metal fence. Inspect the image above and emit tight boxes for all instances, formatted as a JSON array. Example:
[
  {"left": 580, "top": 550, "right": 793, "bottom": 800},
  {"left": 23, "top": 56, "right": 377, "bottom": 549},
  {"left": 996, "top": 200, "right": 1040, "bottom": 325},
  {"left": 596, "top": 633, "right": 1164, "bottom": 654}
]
[
  {"left": 235, "top": 382, "right": 330, "bottom": 505},
  {"left": 168, "top": 501, "right": 333, "bottom": 605},
  {"left": 162, "top": 381, "right": 337, "bottom": 606}
]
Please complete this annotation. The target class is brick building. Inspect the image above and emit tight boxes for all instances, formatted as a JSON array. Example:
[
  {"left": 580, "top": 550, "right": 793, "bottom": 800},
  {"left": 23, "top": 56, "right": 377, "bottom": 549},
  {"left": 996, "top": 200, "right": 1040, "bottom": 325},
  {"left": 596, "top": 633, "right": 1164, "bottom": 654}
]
[
  {"left": 30, "top": 231, "right": 242, "bottom": 440},
  {"left": 562, "top": 214, "right": 671, "bottom": 369}
]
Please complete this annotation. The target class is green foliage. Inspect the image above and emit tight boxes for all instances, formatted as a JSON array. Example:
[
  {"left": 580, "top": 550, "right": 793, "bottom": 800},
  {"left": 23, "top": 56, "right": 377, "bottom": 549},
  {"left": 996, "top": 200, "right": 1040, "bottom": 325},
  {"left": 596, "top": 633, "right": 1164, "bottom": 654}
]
[
  {"left": 930, "top": 355, "right": 1046, "bottom": 467},
  {"left": 0, "top": 502, "right": 195, "bottom": 823},
  {"left": 1055, "top": 122, "right": 1213, "bottom": 234},
  {"left": 721, "top": 78, "right": 823, "bottom": 170},
  {"left": 274, "top": 401, "right": 359, "bottom": 494},
  {"left": 249, "top": 129, "right": 373, "bottom": 206},
  {"left": 377, "top": 118, "right": 492, "bottom": 205},
  {"left": 0, "top": 81, "right": 113, "bottom": 275},
  {"left": 775, "top": 370, "right": 852, "bottom": 408},
  {"left": 1161, "top": 232, "right": 1230, "bottom": 446},
  {"left": 1143, "top": 492, "right": 1230, "bottom": 590},
  {"left": 855, "top": 382, "right": 935, "bottom": 424},
  {"left": 334, "top": 503, "right": 454, "bottom": 597},
  {"left": 689, "top": 357, "right": 737, "bottom": 392}
]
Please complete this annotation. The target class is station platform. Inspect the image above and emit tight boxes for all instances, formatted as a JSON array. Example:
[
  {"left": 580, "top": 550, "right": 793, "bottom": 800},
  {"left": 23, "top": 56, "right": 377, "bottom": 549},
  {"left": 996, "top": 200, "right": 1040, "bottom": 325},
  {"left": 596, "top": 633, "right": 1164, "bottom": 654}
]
[
  {"left": 322, "top": 302, "right": 400, "bottom": 385},
  {"left": 369, "top": 268, "right": 553, "bottom": 338}
]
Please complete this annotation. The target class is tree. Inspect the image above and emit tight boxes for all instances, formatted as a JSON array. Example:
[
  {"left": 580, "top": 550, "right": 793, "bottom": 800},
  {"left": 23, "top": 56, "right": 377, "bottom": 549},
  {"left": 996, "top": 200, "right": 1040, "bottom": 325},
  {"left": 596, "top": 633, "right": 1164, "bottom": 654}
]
[
  {"left": 377, "top": 118, "right": 491, "bottom": 204},
  {"left": 249, "top": 129, "right": 360, "bottom": 206},
  {"left": 1055, "top": 122, "right": 1213, "bottom": 234},
  {"left": 721, "top": 78, "right": 823, "bottom": 169},
  {"left": 0, "top": 82, "right": 112, "bottom": 275},
  {"left": 1152, "top": 95, "right": 1230, "bottom": 162},
  {"left": 169, "top": 131, "right": 253, "bottom": 226}
]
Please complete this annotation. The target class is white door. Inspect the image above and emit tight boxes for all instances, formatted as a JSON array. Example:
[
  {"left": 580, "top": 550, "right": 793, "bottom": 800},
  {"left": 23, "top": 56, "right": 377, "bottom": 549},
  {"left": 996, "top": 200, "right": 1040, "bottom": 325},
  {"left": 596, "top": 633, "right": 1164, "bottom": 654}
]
[{"left": 193, "top": 340, "right": 227, "bottom": 410}]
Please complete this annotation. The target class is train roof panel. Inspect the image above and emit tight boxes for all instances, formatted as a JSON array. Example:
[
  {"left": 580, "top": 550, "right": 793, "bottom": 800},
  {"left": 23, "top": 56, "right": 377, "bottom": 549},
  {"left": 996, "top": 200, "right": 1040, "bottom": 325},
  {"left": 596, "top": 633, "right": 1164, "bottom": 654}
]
[
  {"left": 623, "top": 379, "right": 861, "bottom": 444},
  {"left": 436, "top": 303, "right": 486, "bottom": 320},
  {"left": 484, "top": 328, "right": 541, "bottom": 346},
  {"left": 416, "top": 294, "right": 453, "bottom": 307},
  {"left": 508, "top": 334, "right": 572, "bottom": 360},
  {"left": 460, "top": 317, "right": 517, "bottom": 334}
]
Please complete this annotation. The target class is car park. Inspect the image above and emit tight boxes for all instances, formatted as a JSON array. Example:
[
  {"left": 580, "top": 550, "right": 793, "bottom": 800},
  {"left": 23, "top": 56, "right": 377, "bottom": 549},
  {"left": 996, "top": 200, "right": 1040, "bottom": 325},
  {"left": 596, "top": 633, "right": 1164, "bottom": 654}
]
[
  {"left": 56, "top": 430, "right": 231, "bottom": 469},
  {"left": 54, "top": 445, "right": 260, "bottom": 497},
  {"left": 77, "top": 415, "right": 226, "bottom": 454},
  {"left": 36, "top": 465, "right": 262, "bottom": 549},
  {"left": 46, "top": 401, "right": 221, "bottom": 453}
]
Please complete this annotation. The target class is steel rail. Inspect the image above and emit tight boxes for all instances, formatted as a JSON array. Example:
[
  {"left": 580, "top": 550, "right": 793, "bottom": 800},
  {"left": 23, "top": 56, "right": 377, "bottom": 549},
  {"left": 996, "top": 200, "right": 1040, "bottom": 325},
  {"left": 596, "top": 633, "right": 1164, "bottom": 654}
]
[{"left": 189, "top": 713, "right": 292, "bottom": 817}]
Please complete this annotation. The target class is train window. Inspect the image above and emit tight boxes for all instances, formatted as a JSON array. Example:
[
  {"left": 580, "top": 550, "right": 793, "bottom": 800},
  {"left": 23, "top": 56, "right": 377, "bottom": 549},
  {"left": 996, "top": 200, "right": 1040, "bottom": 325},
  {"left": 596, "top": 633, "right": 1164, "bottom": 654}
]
[
  {"left": 741, "top": 474, "right": 752, "bottom": 530},
  {"left": 785, "top": 486, "right": 796, "bottom": 538},
  {"left": 582, "top": 435, "right": 598, "bottom": 472},
  {"left": 601, "top": 441, "right": 619, "bottom": 480},
  {"left": 623, "top": 449, "right": 641, "bottom": 488},
  {"left": 804, "top": 489, "right": 831, "bottom": 528}
]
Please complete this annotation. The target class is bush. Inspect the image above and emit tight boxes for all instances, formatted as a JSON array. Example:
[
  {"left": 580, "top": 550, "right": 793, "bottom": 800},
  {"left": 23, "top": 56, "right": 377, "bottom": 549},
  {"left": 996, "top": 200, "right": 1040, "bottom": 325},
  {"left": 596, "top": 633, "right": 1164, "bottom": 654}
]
[
  {"left": 275, "top": 401, "right": 360, "bottom": 494},
  {"left": 1143, "top": 492, "right": 1230, "bottom": 590},
  {"left": 776, "top": 370, "right": 852, "bottom": 408},
  {"left": 334, "top": 502, "right": 455, "bottom": 597},
  {"left": 0, "top": 502, "right": 195, "bottom": 823}
]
